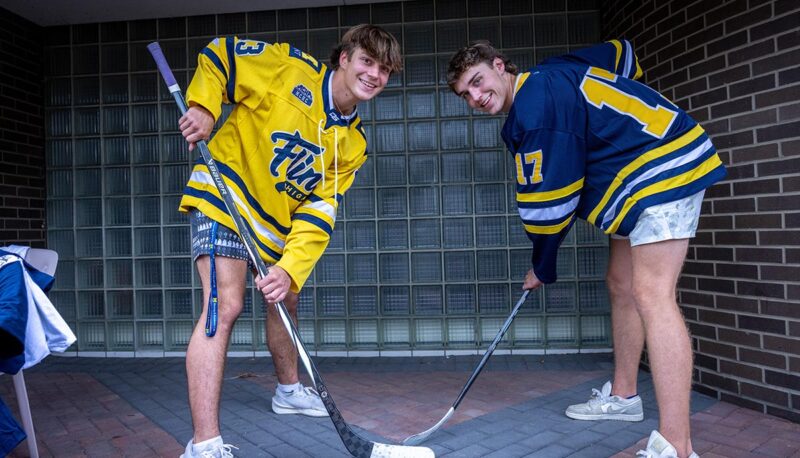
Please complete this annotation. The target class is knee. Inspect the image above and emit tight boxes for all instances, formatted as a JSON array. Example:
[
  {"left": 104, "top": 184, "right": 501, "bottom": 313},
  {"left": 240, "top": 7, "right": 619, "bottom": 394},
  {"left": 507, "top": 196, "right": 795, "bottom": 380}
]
[
  {"left": 631, "top": 283, "right": 676, "bottom": 312},
  {"left": 216, "top": 298, "right": 244, "bottom": 325},
  {"left": 270, "top": 291, "right": 299, "bottom": 315},
  {"left": 606, "top": 269, "right": 632, "bottom": 301}
]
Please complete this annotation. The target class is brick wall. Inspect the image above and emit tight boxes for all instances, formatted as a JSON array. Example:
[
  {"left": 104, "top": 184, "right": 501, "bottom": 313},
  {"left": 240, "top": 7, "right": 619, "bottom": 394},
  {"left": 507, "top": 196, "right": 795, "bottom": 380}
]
[
  {"left": 603, "top": 0, "right": 799, "bottom": 422},
  {"left": 0, "top": 8, "right": 45, "bottom": 247}
]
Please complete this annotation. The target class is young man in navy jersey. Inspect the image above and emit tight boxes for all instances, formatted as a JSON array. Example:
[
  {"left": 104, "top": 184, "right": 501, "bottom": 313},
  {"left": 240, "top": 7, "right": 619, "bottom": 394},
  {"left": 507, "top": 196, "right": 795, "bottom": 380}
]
[{"left": 447, "top": 40, "right": 725, "bottom": 458}]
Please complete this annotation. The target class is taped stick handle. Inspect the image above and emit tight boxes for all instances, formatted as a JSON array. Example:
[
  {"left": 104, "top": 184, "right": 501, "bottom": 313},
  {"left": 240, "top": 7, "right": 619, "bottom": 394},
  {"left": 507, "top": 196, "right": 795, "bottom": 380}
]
[{"left": 147, "top": 42, "right": 180, "bottom": 93}]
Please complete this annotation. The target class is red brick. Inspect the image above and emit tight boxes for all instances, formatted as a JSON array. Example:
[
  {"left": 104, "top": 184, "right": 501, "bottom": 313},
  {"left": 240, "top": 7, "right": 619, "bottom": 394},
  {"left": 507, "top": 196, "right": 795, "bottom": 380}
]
[
  {"left": 696, "top": 246, "right": 734, "bottom": 261},
  {"left": 699, "top": 277, "right": 736, "bottom": 294},
  {"left": 740, "top": 348, "right": 787, "bottom": 369},
  {"left": 734, "top": 214, "right": 782, "bottom": 229},
  {"left": 719, "top": 328, "right": 761, "bottom": 348},
  {"left": 729, "top": 143, "right": 780, "bottom": 164},
  {"left": 756, "top": 159, "right": 800, "bottom": 181},
  {"left": 735, "top": 247, "right": 783, "bottom": 263},
  {"left": 713, "top": 198, "right": 756, "bottom": 214},
  {"left": 741, "top": 382, "right": 789, "bottom": 406},
  {"left": 779, "top": 102, "right": 800, "bottom": 121},
  {"left": 708, "top": 63, "right": 750, "bottom": 88},
  {"left": 715, "top": 231, "right": 757, "bottom": 245},
  {"left": 763, "top": 335, "right": 800, "bottom": 355},
  {"left": 701, "top": 371, "right": 739, "bottom": 392},
  {"left": 737, "top": 280, "right": 786, "bottom": 299},
  {"left": 754, "top": 49, "right": 800, "bottom": 75},
  {"left": 715, "top": 262, "right": 758, "bottom": 279},
  {"left": 730, "top": 108, "right": 777, "bottom": 130},
  {"left": 765, "top": 370, "right": 800, "bottom": 391},
  {"left": 729, "top": 39, "right": 776, "bottom": 66},
  {"left": 756, "top": 86, "right": 800, "bottom": 109},
  {"left": 699, "top": 215, "right": 732, "bottom": 230},
  {"left": 760, "top": 230, "right": 800, "bottom": 246},
  {"left": 761, "top": 265, "right": 800, "bottom": 282}
]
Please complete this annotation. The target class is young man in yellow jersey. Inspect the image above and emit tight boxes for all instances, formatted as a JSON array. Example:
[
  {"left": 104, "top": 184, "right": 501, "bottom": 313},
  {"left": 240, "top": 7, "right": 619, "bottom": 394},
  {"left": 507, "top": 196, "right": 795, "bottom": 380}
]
[
  {"left": 447, "top": 40, "right": 725, "bottom": 458},
  {"left": 177, "top": 25, "right": 402, "bottom": 457}
]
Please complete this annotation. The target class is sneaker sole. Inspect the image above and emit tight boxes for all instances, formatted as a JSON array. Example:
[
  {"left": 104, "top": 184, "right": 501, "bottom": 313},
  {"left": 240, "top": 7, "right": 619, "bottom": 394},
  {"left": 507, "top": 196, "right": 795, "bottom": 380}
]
[
  {"left": 272, "top": 403, "right": 330, "bottom": 418},
  {"left": 565, "top": 411, "right": 644, "bottom": 422}
]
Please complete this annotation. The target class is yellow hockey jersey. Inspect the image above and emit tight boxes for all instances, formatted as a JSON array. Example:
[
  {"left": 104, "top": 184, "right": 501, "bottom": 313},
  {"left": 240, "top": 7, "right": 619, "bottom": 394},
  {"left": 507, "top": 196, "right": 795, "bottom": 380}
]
[{"left": 179, "top": 37, "right": 368, "bottom": 292}]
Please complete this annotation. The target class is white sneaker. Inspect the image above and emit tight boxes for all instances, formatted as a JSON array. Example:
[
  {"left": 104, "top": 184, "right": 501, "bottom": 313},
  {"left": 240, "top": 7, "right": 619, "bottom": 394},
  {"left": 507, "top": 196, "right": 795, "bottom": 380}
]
[
  {"left": 271, "top": 384, "right": 329, "bottom": 417},
  {"left": 636, "top": 430, "right": 699, "bottom": 458},
  {"left": 565, "top": 381, "right": 644, "bottom": 421},
  {"left": 180, "top": 437, "right": 238, "bottom": 458}
]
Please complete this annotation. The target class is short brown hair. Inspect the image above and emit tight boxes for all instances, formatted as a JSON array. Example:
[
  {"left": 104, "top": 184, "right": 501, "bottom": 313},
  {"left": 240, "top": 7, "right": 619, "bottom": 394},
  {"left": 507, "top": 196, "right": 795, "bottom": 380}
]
[
  {"left": 330, "top": 24, "right": 403, "bottom": 73},
  {"left": 447, "top": 41, "right": 518, "bottom": 91}
]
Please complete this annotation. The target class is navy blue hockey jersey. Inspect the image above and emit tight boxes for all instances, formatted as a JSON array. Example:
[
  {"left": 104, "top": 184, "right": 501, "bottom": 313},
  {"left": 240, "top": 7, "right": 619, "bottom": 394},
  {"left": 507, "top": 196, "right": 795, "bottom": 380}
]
[{"left": 502, "top": 40, "right": 726, "bottom": 283}]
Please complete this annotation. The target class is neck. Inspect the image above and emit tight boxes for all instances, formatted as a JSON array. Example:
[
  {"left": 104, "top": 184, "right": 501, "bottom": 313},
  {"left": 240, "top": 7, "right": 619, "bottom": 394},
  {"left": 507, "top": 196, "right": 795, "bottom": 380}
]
[
  {"left": 502, "top": 72, "right": 517, "bottom": 113},
  {"left": 331, "top": 70, "right": 355, "bottom": 115}
]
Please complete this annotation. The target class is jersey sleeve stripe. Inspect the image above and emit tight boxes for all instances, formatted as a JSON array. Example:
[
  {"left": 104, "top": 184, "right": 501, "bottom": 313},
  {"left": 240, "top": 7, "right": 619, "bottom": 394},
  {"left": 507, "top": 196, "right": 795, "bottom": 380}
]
[
  {"left": 200, "top": 48, "right": 228, "bottom": 81},
  {"left": 606, "top": 153, "right": 723, "bottom": 234},
  {"left": 523, "top": 213, "right": 575, "bottom": 235},
  {"left": 587, "top": 124, "right": 705, "bottom": 225},
  {"left": 516, "top": 177, "right": 584, "bottom": 203},
  {"left": 293, "top": 213, "right": 333, "bottom": 235},
  {"left": 225, "top": 37, "right": 237, "bottom": 103},
  {"left": 518, "top": 195, "right": 580, "bottom": 222},
  {"left": 300, "top": 199, "right": 337, "bottom": 220}
]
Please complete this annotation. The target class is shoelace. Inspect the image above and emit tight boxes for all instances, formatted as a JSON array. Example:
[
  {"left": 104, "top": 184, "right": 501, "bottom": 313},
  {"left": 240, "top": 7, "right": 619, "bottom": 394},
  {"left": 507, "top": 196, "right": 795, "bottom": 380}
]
[
  {"left": 587, "top": 387, "right": 611, "bottom": 407},
  {"left": 298, "top": 385, "right": 321, "bottom": 398},
  {"left": 200, "top": 444, "right": 239, "bottom": 458}
]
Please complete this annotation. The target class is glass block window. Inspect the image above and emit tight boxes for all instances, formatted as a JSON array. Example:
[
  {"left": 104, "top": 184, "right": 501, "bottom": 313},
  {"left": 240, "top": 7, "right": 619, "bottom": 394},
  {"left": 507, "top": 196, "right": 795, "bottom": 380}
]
[{"left": 45, "top": 1, "right": 605, "bottom": 353}]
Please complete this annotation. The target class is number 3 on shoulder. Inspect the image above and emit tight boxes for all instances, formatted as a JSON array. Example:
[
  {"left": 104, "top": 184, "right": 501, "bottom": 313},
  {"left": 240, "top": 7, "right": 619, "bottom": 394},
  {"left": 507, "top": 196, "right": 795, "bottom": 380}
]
[{"left": 516, "top": 150, "right": 543, "bottom": 185}]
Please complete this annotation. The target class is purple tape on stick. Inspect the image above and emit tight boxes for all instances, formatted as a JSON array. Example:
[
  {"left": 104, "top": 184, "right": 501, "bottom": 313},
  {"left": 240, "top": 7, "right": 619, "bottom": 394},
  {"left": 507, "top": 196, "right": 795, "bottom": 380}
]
[{"left": 147, "top": 42, "right": 178, "bottom": 88}]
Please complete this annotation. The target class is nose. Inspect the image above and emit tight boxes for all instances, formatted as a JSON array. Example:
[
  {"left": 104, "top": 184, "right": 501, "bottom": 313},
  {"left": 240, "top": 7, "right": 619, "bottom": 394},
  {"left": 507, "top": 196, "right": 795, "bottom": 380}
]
[
  {"left": 468, "top": 88, "right": 482, "bottom": 105},
  {"left": 366, "top": 64, "right": 379, "bottom": 78}
]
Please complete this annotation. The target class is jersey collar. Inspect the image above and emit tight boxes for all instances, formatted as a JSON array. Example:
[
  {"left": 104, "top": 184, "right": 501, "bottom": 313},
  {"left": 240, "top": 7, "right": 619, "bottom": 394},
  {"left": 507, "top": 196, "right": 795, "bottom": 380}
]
[
  {"left": 323, "top": 69, "right": 358, "bottom": 129},
  {"left": 512, "top": 72, "right": 532, "bottom": 101}
]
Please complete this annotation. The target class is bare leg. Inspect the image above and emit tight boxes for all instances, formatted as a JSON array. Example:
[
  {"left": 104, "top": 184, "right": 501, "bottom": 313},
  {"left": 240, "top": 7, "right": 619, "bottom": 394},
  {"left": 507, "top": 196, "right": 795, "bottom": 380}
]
[
  {"left": 607, "top": 238, "right": 645, "bottom": 398},
  {"left": 266, "top": 291, "right": 300, "bottom": 384},
  {"left": 186, "top": 255, "right": 247, "bottom": 442},
  {"left": 631, "top": 239, "right": 694, "bottom": 457}
]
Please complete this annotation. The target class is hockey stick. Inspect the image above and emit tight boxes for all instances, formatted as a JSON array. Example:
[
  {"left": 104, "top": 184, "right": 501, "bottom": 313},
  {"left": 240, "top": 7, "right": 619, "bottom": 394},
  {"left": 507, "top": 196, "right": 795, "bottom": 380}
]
[
  {"left": 403, "top": 289, "right": 530, "bottom": 445},
  {"left": 148, "top": 42, "right": 434, "bottom": 458}
]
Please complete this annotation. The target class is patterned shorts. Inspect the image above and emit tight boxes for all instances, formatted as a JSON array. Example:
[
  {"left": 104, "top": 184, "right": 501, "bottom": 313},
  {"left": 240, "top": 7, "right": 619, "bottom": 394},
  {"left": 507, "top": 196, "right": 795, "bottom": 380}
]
[
  {"left": 610, "top": 190, "right": 705, "bottom": 246},
  {"left": 189, "top": 210, "right": 254, "bottom": 269}
]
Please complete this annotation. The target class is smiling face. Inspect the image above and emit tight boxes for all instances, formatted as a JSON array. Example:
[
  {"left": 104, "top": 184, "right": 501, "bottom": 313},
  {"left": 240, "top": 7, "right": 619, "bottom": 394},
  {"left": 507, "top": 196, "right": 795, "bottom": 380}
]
[
  {"left": 338, "top": 47, "right": 391, "bottom": 103},
  {"left": 451, "top": 58, "right": 514, "bottom": 115}
]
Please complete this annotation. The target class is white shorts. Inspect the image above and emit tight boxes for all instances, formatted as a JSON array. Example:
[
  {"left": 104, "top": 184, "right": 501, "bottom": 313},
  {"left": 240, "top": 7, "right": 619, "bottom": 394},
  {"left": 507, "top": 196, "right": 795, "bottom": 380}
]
[{"left": 610, "top": 190, "right": 705, "bottom": 246}]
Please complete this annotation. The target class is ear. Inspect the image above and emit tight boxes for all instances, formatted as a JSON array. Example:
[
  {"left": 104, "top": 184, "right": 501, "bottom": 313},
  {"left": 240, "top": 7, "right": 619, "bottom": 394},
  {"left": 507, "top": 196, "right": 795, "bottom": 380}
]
[
  {"left": 493, "top": 57, "right": 505, "bottom": 74},
  {"left": 339, "top": 48, "right": 352, "bottom": 69}
]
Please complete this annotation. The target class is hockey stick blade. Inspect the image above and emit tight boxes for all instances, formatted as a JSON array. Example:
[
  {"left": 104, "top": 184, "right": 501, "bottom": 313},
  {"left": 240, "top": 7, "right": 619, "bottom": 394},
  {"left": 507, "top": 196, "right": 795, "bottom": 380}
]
[
  {"left": 403, "top": 407, "right": 455, "bottom": 446},
  {"left": 402, "top": 290, "right": 530, "bottom": 446},
  {"left": 148, "top": 41, "right": 434, "bottom": 458}
]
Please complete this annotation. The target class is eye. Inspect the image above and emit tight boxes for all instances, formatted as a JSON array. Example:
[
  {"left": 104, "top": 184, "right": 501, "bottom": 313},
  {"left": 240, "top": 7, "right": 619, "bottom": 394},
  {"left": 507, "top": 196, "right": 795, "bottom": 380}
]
[{"left": 473, "top": 77, "right": 482, "bottom": 86}]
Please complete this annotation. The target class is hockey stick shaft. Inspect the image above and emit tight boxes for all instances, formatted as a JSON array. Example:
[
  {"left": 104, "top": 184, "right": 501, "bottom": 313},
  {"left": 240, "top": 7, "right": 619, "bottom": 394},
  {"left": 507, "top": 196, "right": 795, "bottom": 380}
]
[
  {"left": 403, "top": 289, "right": 530, "bottom": 445},
  {"left": 148, "top": 43, "right": 432, "bottom": 458}
]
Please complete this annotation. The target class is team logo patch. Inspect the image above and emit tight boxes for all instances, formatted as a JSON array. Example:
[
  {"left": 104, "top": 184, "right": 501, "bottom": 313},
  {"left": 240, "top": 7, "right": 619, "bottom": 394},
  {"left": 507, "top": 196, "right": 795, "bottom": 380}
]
[{"left": 292, "top": 84, "right": 313, "bottom": 106}]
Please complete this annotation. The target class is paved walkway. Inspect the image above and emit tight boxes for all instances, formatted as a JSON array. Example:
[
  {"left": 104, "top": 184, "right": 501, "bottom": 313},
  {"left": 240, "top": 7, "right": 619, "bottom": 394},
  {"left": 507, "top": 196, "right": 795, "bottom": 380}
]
[{"left": 2, "top": 355, "right": 799, "bottom": 457}]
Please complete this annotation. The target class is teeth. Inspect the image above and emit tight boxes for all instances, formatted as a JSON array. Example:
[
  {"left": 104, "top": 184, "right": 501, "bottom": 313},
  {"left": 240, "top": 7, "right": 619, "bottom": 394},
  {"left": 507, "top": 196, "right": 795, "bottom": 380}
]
[{"left": 359, "top": 78, "right": 376, "bottom": 89}]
